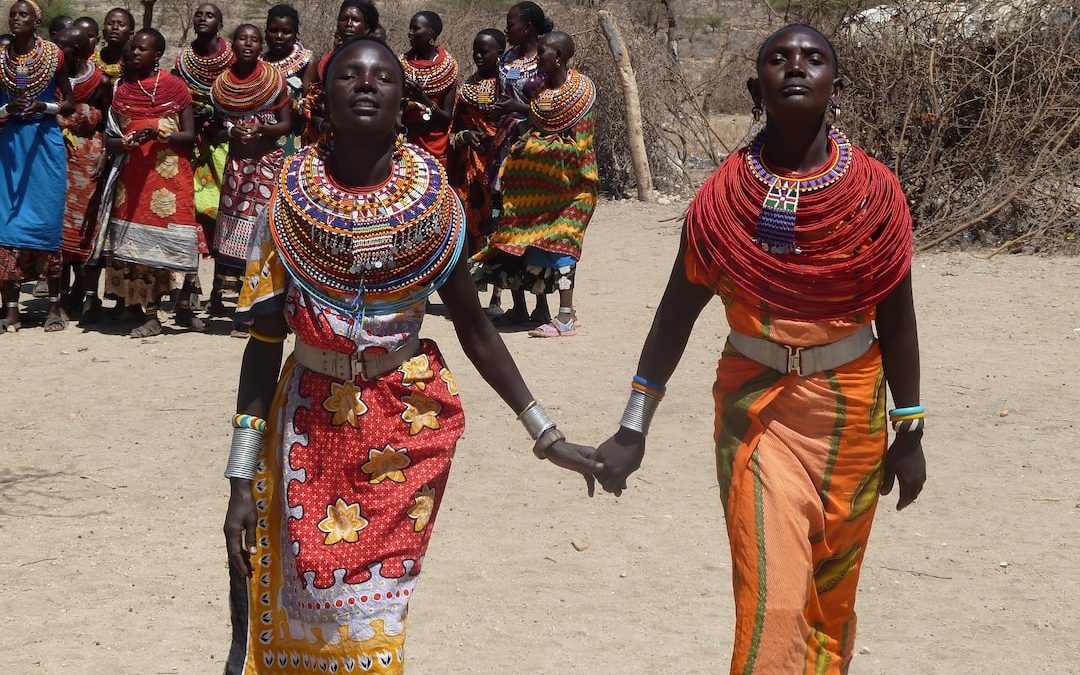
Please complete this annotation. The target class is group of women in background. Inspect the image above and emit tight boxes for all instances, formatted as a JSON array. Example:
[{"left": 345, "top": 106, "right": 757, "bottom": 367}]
[
  {"left": 0, "top": 0, "right": 597, "bottom": 339},
  {"left": 3, "top": 2, "right": 927, "bottom": 675}
]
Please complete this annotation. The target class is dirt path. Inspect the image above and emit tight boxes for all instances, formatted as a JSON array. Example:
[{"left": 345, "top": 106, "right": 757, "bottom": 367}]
[{"left": 2, "top": 200, "right": 1078, "bottom": 674}]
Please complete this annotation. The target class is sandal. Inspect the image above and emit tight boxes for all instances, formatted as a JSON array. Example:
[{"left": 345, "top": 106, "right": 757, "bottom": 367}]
[
  {"left": 1, "top": 318, "right": 20, "bottom": 333},
  {"left": 484, "top": 303, "right": 506, "bottom": 318},
  {"left": 175, "top": 305, "right": 206, "bottom": 332},
  {"left": 129, "top": 317, "right": 162, "bottom": 338},
  {"left": 44, "top": 312, "right": 68, "bottom": 332},
  {"left": 230, "top": 325, "right": 249, "bottom": 339},
  {"left": 528, "top": 311, "right": 578, "bottom": 338}
]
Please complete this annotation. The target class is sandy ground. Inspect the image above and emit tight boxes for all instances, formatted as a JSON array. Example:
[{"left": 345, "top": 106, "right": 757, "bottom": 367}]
[{"left": 2, "top": 200, "right": 1079, "bottom": 674}]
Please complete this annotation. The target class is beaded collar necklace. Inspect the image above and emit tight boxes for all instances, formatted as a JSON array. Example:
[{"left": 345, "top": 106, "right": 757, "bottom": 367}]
[
  {"left": 460, "top": 76, "right": 498, "bottom": 110},
  {"left": 70, "top": 60, "right": 96, "bottom": 86},
  {"left": 270, "top": 142, "right": 465, "bottom": 315},
  {"left": 500, "top": 51, "right": 537, "bottom": 78},
  {"left": 211, "top": 60, "right": 284, "bottom": 120},
  {"left": 69, "top": 61, "right": 101, "bottom": 102},
  {"left": 0, "top": 37, "right": 60, "bottom": 99},
  {"left": 175, "top": 37, "right": 235, "bottom": 98},
  {"left": 745, "top": 126, "right": 852, "bottom": 255},
  {"left": 401, "top": 47, "right": 459, "bottom": 96},
  {"left": 530, "top": 68, "right": 596, "bottom": 133},
  {"left": 261, "top": 42, "right": 312, "bottom": 80},
  {"left": 93, "top": 49, "right": 122, "bottom": 80}
]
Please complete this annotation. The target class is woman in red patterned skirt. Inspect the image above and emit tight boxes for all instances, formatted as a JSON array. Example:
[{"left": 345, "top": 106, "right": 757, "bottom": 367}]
[
  {"left": 99, "top": 29, "right": 208, "bottom": 337},
  {"left": 222, "top": 37, "right": 601, "bottom": 674},
  {"left": 208, "top": 24, "right": 291, "bottom": 336},
  {"left": 56, "top": 25, "right": 110, "bottom": 324}
]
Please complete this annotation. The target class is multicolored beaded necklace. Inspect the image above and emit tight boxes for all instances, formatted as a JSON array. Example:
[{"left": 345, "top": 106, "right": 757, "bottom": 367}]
[
  {"left": 210, "top": 60, "right": 285, "bottom": 122},
  {"left": 175, "top": 37, "right": 235, "bottom": 103},
  {"left": 401, "top": 47, "right": 459, "bottom": 96},
  {"left": 261, "top": 42, "right": 312, "bottom": 81},
  {"left": 93, "top": 49, "right": 122, "bottom": 81},
  {"left": 459, "top": 76, "right": 498, "bottom": 110},
  {"left": 530, "top": 68, "right": 596, "bottom": 133},
  {"left": 69, "top": 60, "right": 103, "bottom": 102},
  {"left": 270, "top": 142, "right": 465, "bottom": 315},
  {"left": 745, "top": 126, "right": 852, "bottom": 254},
  {"left": 0, "top": 37, "right": 60, "bottom": 99}
]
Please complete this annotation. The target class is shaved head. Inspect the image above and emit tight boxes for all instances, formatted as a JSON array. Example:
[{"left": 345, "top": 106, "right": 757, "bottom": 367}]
[{"left": 540, "top": 30, "right": 574, "bottom": 60}]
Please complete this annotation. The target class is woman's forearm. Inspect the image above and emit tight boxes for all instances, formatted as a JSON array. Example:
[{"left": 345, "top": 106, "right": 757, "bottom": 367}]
[
  {"left": 440, "top": 260, "right": 533, "bottom": 413},
  {"left": 876, "top": 273, "right": 921, "bottom": 407},
  {"left": 634, "top": 243, "right": 714, "bottom": 388}
]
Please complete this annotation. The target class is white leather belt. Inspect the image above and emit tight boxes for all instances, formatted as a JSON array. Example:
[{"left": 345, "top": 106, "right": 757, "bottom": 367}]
[
  {"left": 727, "top": 325, "right": 875, "bottom": 376},
  {"left": 293, "top": 335, "right": 420, "bottom": 381}
]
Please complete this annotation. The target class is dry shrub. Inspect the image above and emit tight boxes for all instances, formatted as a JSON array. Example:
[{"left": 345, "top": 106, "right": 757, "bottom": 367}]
[{"left": 760, "top": 0, "right": 1080, "bottom": 248}]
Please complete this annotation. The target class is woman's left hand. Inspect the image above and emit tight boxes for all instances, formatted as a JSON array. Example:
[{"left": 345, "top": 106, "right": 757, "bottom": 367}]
[
  {"left": 544, "top": 439, "right": 604, "bottom": 497},
  {"left": 880, "top": 431, "right": 925, "bottom": 510}
]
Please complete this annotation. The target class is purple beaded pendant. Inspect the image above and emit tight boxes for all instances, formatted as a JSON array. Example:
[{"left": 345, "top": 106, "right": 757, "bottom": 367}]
[{"left": 755, "top": 179, "right": 802, "bottom": 255}]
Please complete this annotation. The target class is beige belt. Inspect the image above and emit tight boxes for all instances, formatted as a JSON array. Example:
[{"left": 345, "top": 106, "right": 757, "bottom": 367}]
[
  {"left": 727, "top": 325, "right": 875, "bottom": 376},
  {"left": 293, "top": 335, "right": 420, "bottom": 381}
]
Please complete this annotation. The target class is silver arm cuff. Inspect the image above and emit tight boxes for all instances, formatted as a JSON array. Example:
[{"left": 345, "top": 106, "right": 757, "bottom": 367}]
[
  {"left": 225, "top": 427, "right": 264, "bottom": 480},
  {"left": 619, "top": 389, "right": 662, "bottom": 436},
  {"left": 518, "top": 401, "right": 556, "bottom": 440}
]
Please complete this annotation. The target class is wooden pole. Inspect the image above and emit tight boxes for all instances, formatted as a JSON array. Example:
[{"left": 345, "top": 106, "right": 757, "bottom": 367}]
[{"left": 598, "top": 10, "right": 658, "bottom": 203}]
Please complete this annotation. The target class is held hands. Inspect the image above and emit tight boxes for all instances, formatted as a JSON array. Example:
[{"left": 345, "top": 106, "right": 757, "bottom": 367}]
[
  {"left": 595, "top": 428, "right": 645, "bottom": 496},
  {"left": 541, "top": 430, "right": 643, "bottom": 498},
  {"left": 880, "top": 430, "right": 926, "bottom": 510},
  {"left": 543, "top": 439, "right": 604, "bottom": 497}
]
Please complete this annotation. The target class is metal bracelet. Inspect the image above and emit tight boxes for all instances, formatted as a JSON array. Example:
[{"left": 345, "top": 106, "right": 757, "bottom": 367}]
[
  {"left": 43, "top": 102, "right": 60, "bottom": 115},
  {"left": 619, "top": 388, "right": 662, "bottom": 436},
  {"left": 518, "top": 400, "right": 556, "bottom": 441},
  {"left": 225, "top": 427, "right": 264, "bottom": 480},
  {"left": 533, "top": 426, "right": 565, "bottom": 460}
]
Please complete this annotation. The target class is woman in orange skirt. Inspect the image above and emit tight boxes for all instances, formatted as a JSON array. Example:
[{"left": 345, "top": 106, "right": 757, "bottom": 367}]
[{"left": 596, "top": 25, "right": 927, "bottom": 673}]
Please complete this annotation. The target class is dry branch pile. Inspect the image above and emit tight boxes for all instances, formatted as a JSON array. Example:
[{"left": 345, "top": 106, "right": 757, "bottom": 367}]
[{"left": 147, "top": 0, "right": 1080, "bottom": 247}]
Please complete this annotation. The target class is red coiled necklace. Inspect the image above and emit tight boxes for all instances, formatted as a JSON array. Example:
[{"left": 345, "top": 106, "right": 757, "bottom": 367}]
[{"left": 685, "top": 127, "right": 912, "bottom": 321}]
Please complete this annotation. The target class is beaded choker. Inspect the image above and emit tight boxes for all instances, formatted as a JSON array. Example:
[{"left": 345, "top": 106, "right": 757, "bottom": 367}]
[
  {"left": 401, "top": 47, "right": 459, "bottom": 96},
  {"left": 175, "top": 38, "right": 235, "bottom": 100},
  {"left": 270, "top": 142, "right": 465, "bottom": 315},
  {"left": 530, "top": 69, "right": 596, "bottom": 133},
  {"left": 93, "top": 50, "right": 122, "bottom": 81},
  {"left": 746, "top": 126, "right": 852, "bottom": 255},
  {"left": 211, "top": 61, "right": 285, "bottom": 121},
  {"left": 69, "top": 61, "right": 103, "bottom": 102},
  {"left": 261, "top": 42, "right": 312, "bottom": 80},
  {"left": 0, "top": 37, "right": 60, "bottom": 99},
  {"left": 460, "top": 77, "right": 498, "bottom": 110}
]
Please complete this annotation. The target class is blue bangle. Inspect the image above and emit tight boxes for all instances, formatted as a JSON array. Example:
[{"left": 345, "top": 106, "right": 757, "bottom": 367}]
[
  {"left": 888, "top": 405, "right": 925, "bottom": 417},
  {"left": 633, "top": 374, "right": 666, "bottom": 393}
]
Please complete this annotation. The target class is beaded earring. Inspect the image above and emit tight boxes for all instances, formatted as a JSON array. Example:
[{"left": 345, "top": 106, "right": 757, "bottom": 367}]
[{"left": 752, "top": 104, "right": 763, "bottom": 123}]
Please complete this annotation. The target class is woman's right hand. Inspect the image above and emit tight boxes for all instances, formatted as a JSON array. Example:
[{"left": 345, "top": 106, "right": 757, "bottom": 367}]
[
  {"left": 224, "top": 478, "right": 257, "bottom": 577},
  {"left": 595, "top": 428, "right": 646, "bottom": 496}
]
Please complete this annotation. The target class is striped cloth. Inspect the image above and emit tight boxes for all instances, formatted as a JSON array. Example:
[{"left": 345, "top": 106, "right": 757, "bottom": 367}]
[{"left": 474, "top": 110, "right": 598, "bottom": 262}]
